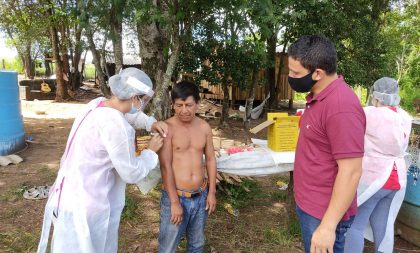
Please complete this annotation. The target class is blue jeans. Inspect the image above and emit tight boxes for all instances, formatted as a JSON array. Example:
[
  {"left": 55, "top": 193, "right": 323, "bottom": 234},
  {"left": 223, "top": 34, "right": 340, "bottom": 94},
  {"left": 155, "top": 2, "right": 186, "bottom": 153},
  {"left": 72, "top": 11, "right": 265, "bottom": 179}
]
[
  {"left": 344, "top": 189, "right": 397, "bottom": 253},
  {"left": 296, "top": 205, "right": 354, "bottom": 253},
  {"left": 158, "top": 188, "right": 208, "bottom": 253}
]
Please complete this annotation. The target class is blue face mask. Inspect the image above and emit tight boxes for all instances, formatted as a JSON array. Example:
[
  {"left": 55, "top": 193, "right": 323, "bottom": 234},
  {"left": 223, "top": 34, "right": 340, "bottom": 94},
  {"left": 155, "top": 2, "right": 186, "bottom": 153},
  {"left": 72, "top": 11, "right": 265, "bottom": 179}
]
[
  {"left": 127, "top": 99, "right": 143, "bottom": 114},
  {"left": 127, "top": 101, "right": 140, "bottom": 114},
  {"left": 128, "top": 106, "right": 139, "bottom": 114}
]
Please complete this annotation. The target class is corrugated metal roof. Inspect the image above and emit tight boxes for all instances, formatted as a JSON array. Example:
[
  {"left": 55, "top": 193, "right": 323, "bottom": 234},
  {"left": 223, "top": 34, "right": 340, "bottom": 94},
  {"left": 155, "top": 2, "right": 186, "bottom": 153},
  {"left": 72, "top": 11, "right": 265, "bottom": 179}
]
[{"left": 105, "top": 54, "right": 142, "bottom": 65}]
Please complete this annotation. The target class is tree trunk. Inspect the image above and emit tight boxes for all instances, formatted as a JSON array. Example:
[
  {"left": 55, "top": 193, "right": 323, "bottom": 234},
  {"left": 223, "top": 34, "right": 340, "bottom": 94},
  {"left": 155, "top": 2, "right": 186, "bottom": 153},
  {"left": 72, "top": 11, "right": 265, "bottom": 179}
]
[
  {"left": 276, "top": 52, "right": 294, "bottom": 110},
  {"left": 59, "top": 23, "right": 71, "bottom": 93},
  {"left": 244, "top": 68, "right": 259, "bottom": 143},
  {"left": 137, "top": 0, "right": 189, "bottom": 120},
  {"left": 220, "top": 76, "right": 230, "bottom": 126},
  {"left": 288, "top": 91, "right": 294, "bottom": 110},
  {"left": 62, "top": 52, "right": 70, "bottom": 89},
  {"left": 70, "top": 27, "right": 83, "bottom": 91},
  {"left": 151, "top": 32, "right": 180, "bottom": 120},
  {"left": 231, "top": 86, "right": 236, "bottom": 109},
  {"left": 112, "top": 28, "right": 123, "bottom": 73},
  {"left": 86, "top": 29, "right": 110, "bottom": 97},
  {"left": 5, "top": 29, "right": 34, "bottom": 79},
  {"left": 50, "top": 25, "right": 69, "bottom": 101},
  {"left": 137, "top": 1, "right": 172, "bottom": 120},
  {"left": 286, "top": 171, "right": 297, "bottom": 223},
  {"left": 23, "top": 43, "right": 34, "bottom": 79},
  {"left": 137, "top": 18, "right": 168, "bottom": 88},
  {"left": 44, "top": 53, "right": 51, "bottom": 77},
  {"left": 110, "top": 5, "right": 123, "bottom": 73},
  {"left": 266, "top": 35, "right": 277, "bottom": 109}
]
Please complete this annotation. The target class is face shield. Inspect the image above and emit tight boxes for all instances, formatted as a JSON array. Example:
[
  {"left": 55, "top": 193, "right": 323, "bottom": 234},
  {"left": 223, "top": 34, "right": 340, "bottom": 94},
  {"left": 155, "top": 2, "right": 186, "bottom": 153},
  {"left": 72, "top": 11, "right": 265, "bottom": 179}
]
[{"left": 126, "top": 76, "right": 154, "bottom": 111}]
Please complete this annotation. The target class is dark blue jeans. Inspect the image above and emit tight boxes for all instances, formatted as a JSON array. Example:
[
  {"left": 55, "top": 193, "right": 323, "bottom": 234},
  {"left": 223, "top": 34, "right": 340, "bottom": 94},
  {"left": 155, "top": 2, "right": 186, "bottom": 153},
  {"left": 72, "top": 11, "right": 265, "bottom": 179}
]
[
  {"left": 296, "top": 205, "right": 354, "bottom": 253},
  {"left": 158, "top": 188, "right": 208, "bottom": 253}
]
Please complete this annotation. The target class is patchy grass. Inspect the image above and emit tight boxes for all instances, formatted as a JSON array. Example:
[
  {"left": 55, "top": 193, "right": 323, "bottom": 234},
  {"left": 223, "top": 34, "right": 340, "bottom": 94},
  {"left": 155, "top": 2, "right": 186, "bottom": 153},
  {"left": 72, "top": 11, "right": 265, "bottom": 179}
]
[
  {"left": 263, "top": 218, "right": 301, "bottom": 248},
  {"left": 0, "top": 209, "right": 22, "bottom": 220},
  {"left": 37, "top": 165, "right": 57, "bottom": 181},
  {"left": 122, "top": 193, "right": 139, "bottom": 221},
  {"left": 0, "top": 182, "right": 30, "bottom": 202},
  {"left": 203, "top": 177, "right": 303, "bottom": 252},
  {"left": 270, "top": 189, "right": 288, "bottom": 202},
  {"left": 0, "top": 230, "right": 38, "bottom": 253}
]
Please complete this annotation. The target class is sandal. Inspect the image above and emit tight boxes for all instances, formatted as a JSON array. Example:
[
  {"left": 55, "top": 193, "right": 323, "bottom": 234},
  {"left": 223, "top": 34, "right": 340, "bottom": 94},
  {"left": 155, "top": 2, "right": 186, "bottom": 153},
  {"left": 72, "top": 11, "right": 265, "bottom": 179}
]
[{"left": 23, "top": 186, "right": 50, "bottom": 200}]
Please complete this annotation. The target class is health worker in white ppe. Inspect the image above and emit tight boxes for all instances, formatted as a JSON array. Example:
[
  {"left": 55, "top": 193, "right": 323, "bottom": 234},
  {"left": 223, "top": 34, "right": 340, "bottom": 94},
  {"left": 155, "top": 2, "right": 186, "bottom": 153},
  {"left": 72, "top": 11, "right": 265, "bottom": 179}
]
[
  {"left": 344, "top": 77, "right": 412, "bottom": 253},
  {"left": 37, "top": 68, "right": 167, "bottom": 253}
]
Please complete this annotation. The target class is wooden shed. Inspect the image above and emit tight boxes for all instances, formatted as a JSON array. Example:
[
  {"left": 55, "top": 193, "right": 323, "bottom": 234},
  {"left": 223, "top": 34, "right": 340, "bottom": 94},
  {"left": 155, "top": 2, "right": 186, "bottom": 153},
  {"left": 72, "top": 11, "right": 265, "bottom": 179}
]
[{"left": 199, "top": 53, "right": 292, "bottom": 104}]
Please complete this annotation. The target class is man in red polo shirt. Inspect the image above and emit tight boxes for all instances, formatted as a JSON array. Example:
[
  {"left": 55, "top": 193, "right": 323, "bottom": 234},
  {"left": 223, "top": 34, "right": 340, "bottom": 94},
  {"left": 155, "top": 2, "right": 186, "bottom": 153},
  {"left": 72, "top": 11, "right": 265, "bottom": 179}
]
[{"left": 288, "top": 35, "right": 366, "bottom": 253}]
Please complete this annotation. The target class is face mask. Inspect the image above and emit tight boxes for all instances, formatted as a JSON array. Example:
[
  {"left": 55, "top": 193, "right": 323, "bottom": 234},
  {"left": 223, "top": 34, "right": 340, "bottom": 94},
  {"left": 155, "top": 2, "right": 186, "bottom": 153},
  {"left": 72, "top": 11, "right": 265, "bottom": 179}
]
[
  {"left": 127, "top": 100, "right": 143, "bottom": 114},
  {"left": 288, "top": 72, "right": 317, "bottom": 93},
  {"left": 128, "top": 104, "right": 139, "bottom": 114}
]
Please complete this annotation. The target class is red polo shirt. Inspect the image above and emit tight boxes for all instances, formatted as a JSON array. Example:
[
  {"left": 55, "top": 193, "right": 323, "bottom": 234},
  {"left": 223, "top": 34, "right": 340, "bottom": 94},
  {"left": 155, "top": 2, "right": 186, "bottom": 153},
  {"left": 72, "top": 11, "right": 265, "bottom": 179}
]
[{"left": 294, "top": 76, "right": 366, "bottom": 221}]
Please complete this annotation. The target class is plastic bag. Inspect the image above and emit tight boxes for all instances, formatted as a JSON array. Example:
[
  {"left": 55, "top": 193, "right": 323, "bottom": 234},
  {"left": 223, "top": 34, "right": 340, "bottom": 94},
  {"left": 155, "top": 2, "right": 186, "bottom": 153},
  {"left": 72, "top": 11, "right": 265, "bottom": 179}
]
[{"left": 136, "top": 166, "right": 162, "bottom": 194}]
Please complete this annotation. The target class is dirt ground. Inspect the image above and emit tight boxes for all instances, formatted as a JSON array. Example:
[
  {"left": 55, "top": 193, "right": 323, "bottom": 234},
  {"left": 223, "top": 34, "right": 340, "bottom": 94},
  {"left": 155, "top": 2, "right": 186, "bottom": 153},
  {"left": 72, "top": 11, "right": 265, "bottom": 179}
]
[{"left": 0, "top": 96, "right": 419, "bottom": 253}]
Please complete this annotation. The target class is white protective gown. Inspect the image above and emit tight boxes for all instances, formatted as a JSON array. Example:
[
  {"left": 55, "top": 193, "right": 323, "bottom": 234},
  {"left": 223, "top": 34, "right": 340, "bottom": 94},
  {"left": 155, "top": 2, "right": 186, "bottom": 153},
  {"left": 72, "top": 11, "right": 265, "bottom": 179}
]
[
  {"left": 37, "top": 97, "right": 158, "bottom": 253},
  {"left": 357, "top": 106, "right": 412, "bottom": 253}
]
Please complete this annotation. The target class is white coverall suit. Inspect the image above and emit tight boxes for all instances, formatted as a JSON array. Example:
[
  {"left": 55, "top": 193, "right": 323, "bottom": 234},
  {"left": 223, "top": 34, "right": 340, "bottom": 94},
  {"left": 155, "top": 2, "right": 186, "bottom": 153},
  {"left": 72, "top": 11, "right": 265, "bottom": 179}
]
[{"left": 37, "top": 97, "right": 158, "bottom": 253}]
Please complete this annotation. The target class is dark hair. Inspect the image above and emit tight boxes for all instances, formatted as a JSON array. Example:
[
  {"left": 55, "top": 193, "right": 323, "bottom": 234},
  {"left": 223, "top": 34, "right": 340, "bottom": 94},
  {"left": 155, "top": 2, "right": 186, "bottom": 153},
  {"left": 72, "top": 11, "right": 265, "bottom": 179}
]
[
  {"left": 171, "top": 80, "right": 200, "bottom": 103},
  {"left": 288, "top": 35, "right": 337, "bottom": 75}
]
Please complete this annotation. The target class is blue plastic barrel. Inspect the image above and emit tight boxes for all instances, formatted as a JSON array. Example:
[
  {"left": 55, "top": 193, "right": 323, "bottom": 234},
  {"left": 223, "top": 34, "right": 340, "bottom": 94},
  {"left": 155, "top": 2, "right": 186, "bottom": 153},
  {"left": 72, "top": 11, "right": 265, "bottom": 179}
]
[
  {"left": 396, "top": 164, "right": 420, "bottom": 246},
  {"left": 0, "top": 70, "right": 26, "bottom": 155}
]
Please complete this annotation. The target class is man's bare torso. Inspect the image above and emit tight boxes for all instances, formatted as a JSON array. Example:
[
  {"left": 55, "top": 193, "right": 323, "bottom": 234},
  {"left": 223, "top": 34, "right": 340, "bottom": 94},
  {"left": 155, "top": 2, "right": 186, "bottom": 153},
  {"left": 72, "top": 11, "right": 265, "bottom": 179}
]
[{"left": 167, "top": 116, "right": 207, "bottom": 191}]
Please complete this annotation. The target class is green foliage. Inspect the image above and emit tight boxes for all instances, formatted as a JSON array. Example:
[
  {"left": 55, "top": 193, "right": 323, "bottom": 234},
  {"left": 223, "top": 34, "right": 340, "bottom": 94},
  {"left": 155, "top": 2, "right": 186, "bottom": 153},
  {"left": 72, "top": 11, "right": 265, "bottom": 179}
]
[
  {"left": 0, "top": 1, "right": 47, "bottom": 43},
  {"left": 84, "top": 64, "right": 96, "bottom": 80},
  {"left": 35, "top": 67, "right": 46, "bottom": 77},
  {"left": 121, "top": 194, "right": 138, "bottom": 221},
  {"left": 0, "top": 1, "right": 48, "bottom": 63},
  {"left": 379, "top": 1, "right": 419, "bottom": 114},
  {"left": 293, "top": 92, "right": 307, "bottom": 102},
  {"left": 0, "top": 0, "right": 416, "bottom": 112},
  {"left": 281, "top": 0, "right": 393, "bottom": 88},
  {"left": 399, "top": 47, "right": 420, "bottom": 114},
  {"left": 132, "top": 0, "right": 168, "bottom": 26},
  {"left": 176, "top": 0, "right": 268, "bottom": 94},
  {"left": 1, "top": 57, "right": 24, "bottom": 73},
  {"left": 357, "top": 86, "right": 369, "bottom": 106},
  {"left": 218, "top": 179, "right": 261, "bottom": 209},
  {"left": 381, "top": 1, "right": 419, "bottom": 79},
  {"left": 400, "top": 81, "right": 420, "bottom": 114}
]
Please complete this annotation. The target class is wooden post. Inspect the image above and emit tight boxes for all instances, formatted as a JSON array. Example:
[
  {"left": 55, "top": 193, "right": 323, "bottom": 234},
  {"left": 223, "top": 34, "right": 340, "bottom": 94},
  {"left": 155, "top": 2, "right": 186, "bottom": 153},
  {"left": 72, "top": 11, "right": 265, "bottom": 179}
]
[
  {"left": 287, "top": 171, "right": 297, "bottom": 223},
  {"left": 231, "top": 86, "right": 236, "bottom": 109},
  {"left": 2, "top": 59, "right": 5, "bottom": 69}
]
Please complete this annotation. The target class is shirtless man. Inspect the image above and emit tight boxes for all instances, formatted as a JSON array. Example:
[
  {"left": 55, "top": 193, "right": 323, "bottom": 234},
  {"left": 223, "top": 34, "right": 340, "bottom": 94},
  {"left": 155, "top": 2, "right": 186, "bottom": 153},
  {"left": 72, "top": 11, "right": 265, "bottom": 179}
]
[{"left": 158, "top": 81, "right": 217, "bottom": 253}]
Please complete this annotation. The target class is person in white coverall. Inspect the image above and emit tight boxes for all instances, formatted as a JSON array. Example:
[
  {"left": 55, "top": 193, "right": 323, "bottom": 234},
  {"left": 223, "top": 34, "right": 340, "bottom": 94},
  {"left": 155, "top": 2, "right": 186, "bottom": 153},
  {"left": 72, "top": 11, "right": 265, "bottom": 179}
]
[
  {"left": 344, "top": 77, "right": 412, "bottom": 253},
  {"left": 37, "top": 68, "right": 167, "bottom": 253}
]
